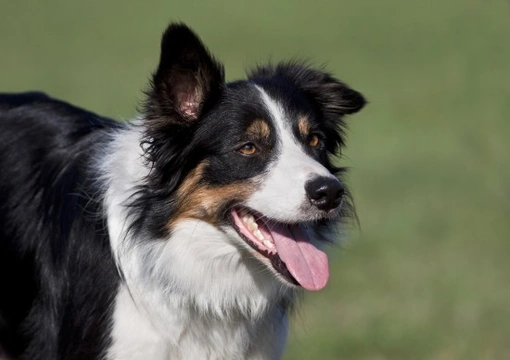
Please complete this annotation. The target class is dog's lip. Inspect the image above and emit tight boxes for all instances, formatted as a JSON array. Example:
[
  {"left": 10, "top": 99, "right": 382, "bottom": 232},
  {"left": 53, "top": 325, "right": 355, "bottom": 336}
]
[
  {"left": 230, "top": 206, "right": 330, "bottom": 291},
  {"left": 230, "top": 207, "right": 299, "bottom": 286}
]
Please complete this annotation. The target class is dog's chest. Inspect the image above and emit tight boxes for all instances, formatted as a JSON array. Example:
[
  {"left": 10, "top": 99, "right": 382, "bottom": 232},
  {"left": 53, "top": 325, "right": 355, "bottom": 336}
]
[{"left": 106, "top": 285, "right": 288, "bottom": 360}]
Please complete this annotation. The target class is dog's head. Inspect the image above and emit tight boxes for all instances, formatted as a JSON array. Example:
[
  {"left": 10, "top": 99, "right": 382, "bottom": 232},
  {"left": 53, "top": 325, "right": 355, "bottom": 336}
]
[{"left": 136, "top": 24, "right": 365, "bottom": 292}]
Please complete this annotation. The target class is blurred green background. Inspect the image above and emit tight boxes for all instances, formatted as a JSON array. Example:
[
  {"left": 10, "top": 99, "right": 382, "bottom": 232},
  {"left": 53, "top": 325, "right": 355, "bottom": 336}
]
[{"left": 1, "top": 1, "right": 509, "bottom": 359}]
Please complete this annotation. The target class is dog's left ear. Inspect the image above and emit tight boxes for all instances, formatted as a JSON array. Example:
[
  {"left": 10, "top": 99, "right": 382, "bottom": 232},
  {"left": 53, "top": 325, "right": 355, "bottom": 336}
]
[{"left": 144, "top": 23, "right": 225, "bottom": 124}]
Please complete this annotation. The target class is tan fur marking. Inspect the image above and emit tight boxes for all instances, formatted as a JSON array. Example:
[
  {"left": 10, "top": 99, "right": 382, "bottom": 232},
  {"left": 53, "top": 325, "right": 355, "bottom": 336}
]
[
  {"left": 298, "top": 116, "right": 310, "bottom": 138},
  {"left": 169, "top": 162, "right": 258, "bottom": 229},
  {"left": 246, "top": 119, "right": 270, "bottom": 139}
]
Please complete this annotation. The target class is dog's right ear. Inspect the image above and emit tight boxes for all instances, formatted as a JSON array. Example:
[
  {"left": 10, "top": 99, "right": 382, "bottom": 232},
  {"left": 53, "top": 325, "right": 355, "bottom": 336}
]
[{"left": 144, "top": 23, "right": 225, "bottom": 124}]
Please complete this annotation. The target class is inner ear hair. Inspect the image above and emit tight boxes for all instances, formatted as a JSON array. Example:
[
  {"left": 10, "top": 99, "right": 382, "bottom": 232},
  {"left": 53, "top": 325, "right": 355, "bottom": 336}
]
[{"left": 172, "top": 72, "right": 204, "bottom": 119}]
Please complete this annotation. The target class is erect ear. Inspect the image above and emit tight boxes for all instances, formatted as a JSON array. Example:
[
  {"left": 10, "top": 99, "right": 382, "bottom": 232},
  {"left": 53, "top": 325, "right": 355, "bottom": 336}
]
[
  {"left": 248, "top": 62, "right": 366, "bottom": 118},
  {"left": 144, "top": 23, "right": 225, "bottom": 123}
]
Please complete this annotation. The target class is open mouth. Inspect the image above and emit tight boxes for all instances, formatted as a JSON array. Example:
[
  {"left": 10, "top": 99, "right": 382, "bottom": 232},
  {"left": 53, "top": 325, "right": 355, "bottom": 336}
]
[{"left": 231, "top": 207, "right": 329, "bottom": 291}]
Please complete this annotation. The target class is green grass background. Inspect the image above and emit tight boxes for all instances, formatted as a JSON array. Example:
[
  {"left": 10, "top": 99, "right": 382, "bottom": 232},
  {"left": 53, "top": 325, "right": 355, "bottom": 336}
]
[{"left": 1, "top": 1, "right": 509, "bottom": 359}]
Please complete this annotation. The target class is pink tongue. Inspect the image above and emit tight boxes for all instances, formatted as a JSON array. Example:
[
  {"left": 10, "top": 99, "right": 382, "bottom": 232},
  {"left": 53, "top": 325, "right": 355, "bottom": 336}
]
[{"left": 271, "top": 224, "right": 329, "bottom": 291}]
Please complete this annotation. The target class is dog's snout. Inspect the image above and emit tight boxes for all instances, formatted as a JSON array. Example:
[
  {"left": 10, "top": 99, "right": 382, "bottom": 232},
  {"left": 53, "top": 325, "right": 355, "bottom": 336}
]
[{"left": 305, "top": 177, "right": 344, "bottom": 211}]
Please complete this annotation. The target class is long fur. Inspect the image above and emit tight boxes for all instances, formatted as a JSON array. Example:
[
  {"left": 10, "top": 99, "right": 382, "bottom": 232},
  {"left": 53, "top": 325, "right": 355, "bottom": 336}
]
[{"left": 0, "top": 24, "right": 365, "bottom": 359}]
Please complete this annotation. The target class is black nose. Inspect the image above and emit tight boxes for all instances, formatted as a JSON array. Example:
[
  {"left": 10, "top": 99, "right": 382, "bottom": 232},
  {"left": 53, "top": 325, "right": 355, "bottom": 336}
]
[{"left": 305, "top": 177, "right": 344, "bottom": 211}]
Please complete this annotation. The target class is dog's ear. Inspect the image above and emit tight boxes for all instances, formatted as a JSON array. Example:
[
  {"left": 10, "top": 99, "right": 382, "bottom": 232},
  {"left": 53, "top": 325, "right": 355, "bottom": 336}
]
[
  {"left": 144, "top": 23, "right": 225, "bottom": 124},
  {"left": 248, "top": 62, "right": 366, "bottom": 119}
]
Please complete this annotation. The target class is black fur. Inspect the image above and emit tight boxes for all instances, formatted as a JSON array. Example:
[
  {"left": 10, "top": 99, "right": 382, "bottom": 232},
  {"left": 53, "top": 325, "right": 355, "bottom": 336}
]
[{"left": 0, "top": 93, "right": 122, "bottom": 359}]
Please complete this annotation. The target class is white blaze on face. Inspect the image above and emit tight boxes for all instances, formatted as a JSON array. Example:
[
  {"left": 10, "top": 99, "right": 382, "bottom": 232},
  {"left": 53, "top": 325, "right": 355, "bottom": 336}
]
[{"left": 246, "top": 86, "right": 336, "bottom": 222}]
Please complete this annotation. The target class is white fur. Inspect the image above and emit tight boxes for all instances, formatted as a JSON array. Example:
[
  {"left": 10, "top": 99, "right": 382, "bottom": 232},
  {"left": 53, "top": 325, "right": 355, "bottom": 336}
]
[
  {"left": 246, "top": 86, "right": 336, "bottom": 222},
  {"left": 100, "top": 124, "right": 291, "bottom": 360}
]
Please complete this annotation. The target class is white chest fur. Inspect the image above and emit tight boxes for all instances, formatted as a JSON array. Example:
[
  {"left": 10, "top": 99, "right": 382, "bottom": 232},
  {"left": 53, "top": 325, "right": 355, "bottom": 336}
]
[{"left": 107, "top": 285, "right": 288, "bottom": 360}]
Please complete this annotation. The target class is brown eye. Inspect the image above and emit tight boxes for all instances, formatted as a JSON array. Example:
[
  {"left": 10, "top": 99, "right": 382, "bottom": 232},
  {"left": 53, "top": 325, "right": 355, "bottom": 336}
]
[
  {"left": 238, "top": 143, "right": 258, "bottom": 156},
  {"left": 309, "top": 134, "right": 320, "bottom": 148}
]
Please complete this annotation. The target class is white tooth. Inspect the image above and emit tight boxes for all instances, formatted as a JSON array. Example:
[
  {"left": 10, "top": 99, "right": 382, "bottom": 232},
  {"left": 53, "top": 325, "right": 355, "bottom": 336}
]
[
  {"left": 254, "top": 229, "right": 265, "bottom": 241},
  {"left": 264, "top": 240, "right": 275, "bottom": 249},
  {"left": 243, "top": 214, "right": 254, "bottom": 224},
  {"left": 247, "top": 222, "right": 258, "bottom": 231}
]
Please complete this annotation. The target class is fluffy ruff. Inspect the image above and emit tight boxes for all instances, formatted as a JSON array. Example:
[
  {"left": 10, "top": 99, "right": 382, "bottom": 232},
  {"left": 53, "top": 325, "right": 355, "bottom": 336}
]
[{"left": 0, "top": 23, "right": 365, "bottom": 359}]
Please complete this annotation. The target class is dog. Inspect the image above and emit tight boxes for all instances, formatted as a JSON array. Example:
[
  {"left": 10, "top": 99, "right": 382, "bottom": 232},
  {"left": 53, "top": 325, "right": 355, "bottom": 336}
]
[{"left": 0, "top": 23, "right": 365, "bottom": 359}]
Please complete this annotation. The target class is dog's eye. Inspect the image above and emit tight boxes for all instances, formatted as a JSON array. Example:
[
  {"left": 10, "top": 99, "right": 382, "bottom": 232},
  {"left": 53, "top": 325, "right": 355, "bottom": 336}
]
[
  {"left": 238, "top": 143, "right": 258, "bottom": 156},
  {"left": 309, "top": 134, "right": 321, "bottom": 148}
]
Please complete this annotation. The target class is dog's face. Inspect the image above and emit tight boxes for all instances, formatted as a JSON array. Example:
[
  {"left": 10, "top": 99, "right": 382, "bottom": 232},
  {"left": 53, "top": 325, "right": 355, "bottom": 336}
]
[{"left": 139, "top": 24, "right": 365, "bottom": 292}]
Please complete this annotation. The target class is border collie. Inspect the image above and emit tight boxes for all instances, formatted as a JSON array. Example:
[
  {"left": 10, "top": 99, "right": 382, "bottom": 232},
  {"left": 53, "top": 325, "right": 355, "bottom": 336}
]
[{"left": 0, "top": 23, "right": 365, "bottom": 359}]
